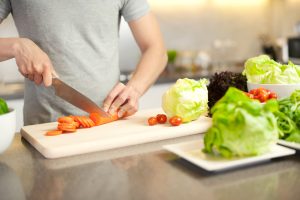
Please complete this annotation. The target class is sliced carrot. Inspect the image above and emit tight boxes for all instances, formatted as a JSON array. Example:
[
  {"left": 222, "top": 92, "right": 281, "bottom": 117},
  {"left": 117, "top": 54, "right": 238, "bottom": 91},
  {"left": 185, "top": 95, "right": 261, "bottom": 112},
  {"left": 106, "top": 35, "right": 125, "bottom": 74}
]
[
  {"left": 46, "top": 130, "right": 63, "bottom": 136},
  {"left": 62, "top": 128, "right": 77, "bottom": 133},
  {"left": 80, "top": 116, "right": 89, "bottom": 128},
  {"left": 89, "top": 113, "right": 119, "bottom": 126},
  {"left": 89, "top": 113, "right": 102, "bottom": 125},
  {"left": 74, "top": 121, "right": 80, "bottom": 128},
  {"left": 57, "top": 123, "right": 77, "bottom": 131},
  {"left": 57, "top": 116, "right": 74, "bottom": 124},
  {"left": 84, "top": 117, "right": 95, "bottom": 128},
  {"left": 73, "top": 116, "right": 86, "bottom": 128}
]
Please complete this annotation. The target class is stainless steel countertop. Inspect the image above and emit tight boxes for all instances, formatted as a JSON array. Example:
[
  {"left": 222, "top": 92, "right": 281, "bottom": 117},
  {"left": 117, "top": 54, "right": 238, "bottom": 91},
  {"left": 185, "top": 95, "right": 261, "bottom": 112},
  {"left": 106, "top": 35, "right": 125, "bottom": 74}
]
[{"left": 0, "top": 134, "right": 299, "bottom": 200}]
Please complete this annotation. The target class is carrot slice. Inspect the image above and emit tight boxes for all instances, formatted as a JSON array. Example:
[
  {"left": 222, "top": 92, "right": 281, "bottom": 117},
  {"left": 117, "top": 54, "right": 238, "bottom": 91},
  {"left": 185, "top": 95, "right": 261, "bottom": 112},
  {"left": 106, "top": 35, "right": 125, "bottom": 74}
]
[
  {"left": 73, "top": 116, "right": 87, "bottom": 128},
  {"left": 84, "top": 116, "right": 95, "bottom": 128},
  {"left": 57, "top": 123, "right": 77, "bottom": 131},
  {"left": 80, "top": 116, "right": 89, "bottom": 128},
  {"left": 74, "top": 121, "right": 80, "bottom": 128},
  {"left": 57, "top": 116, "right": 74, "bottom": 124},
  {"left": 46, "top": 130, "right": 63, "bottom": 136},
  {"left": 62, "top": 128, "right": 77, "bottom": 133}
]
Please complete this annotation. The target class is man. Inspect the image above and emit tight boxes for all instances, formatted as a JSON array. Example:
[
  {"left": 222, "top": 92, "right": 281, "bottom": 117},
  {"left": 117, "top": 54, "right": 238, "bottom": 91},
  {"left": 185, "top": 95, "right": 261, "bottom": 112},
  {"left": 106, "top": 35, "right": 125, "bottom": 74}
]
[{"left": 0, "top": 0, "right": 167, "bottom": 125}]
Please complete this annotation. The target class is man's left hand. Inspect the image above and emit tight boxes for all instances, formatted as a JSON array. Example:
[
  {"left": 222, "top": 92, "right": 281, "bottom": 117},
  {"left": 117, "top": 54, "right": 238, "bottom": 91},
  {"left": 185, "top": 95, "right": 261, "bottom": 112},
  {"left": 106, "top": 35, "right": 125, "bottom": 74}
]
[{"left": 102, "top": 82, "right": 141, "bottom": 118}]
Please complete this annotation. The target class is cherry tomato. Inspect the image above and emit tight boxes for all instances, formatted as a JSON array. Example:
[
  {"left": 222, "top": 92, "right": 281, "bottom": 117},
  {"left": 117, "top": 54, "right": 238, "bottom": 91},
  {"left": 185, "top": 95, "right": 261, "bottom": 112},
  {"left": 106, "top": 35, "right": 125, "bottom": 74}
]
[
  {"left": 148, "top": 117, "right": 157, "bottom": 126},
  {"left": 169, "top": 116, "right": 182, "bottom": 126},
  {"left": 156, "top": 114, "right": 167, "bottom": 124},
  {"left": 258, "top": 94, "right": 268, "bottom": 103},
  {"left": 269, "top": 92, "right": 277, "bottom": 99},
  {"left": 249, "top": 89, "right": 259, "bottom": 96}
]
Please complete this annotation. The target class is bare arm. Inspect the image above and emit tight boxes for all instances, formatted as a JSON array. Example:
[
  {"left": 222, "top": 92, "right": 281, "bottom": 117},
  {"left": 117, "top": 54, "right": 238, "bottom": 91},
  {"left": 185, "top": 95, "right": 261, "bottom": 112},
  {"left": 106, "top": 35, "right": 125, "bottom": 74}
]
[
  {"left": 103, "top": 12, "right": 167, "bottom": 117},
  {"left": 127, "top": 12, "right": 167, "bottom": 95},
  {"left": 0, "top": 23, "right": 56, "bottom": 86},
  {"left": 0, "top": 38, "right": 18, "bottom": 61}
]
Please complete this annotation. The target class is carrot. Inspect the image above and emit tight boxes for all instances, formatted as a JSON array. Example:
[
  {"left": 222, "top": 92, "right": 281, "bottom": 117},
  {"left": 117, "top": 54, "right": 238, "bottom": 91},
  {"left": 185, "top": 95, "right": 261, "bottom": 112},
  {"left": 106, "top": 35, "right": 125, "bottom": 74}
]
[
  {"left": 57, "top": 123, "right": 77, "bottom": 132},
  {"left": 62, "top": 128, "right": 77, "bottom": 133},
  {"left": 73, "top": 116, "right": 85, "bottom": 128},
  {"left": 89, "top": 113, "right": 119, "bottom": 126},
  {"left": 84, "top": 117, "right": 95, "bottom": 128},
  {"left": 74, "top": 121, "right": 80, "bottom": 128},
  {"left": 45, "top": 130, "right": 63, "bottom": 136},
  {"left": 47, "top": 113, "right": 113, "bottom": 136},
  {"left": 57, "top": 116, "right": 74, "bottom": 124}
]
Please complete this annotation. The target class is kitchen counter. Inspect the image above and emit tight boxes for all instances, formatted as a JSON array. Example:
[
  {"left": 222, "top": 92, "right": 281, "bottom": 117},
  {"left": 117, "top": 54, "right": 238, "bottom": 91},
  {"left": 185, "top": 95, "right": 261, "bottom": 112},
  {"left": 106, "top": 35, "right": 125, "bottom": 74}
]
[{"left": 0, "top": 134, "right": 300, "bottom": 200}]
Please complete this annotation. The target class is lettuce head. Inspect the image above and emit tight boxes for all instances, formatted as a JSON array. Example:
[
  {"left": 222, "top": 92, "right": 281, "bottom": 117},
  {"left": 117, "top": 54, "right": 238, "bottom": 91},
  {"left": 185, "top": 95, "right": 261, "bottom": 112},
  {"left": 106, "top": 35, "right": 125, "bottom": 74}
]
[
  {"left": 162, "top": 78, "right": 208, "bottom": 123},
  {"left": 203, "top": 87, "right": 279, "bottom": 158},
  {"left": 243, "top": 55, "right": 300, "bottom": 84}
]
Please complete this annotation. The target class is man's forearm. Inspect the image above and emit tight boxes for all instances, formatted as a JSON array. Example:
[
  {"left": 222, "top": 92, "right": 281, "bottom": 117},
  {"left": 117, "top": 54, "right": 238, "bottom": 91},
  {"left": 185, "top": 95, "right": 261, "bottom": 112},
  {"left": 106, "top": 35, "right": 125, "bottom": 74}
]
[
  {"left": 127, "top": 46, "right": 167, "bottom": 96},
  {"left": 0, "top": 38, "right": 19, "bottom": 61}
]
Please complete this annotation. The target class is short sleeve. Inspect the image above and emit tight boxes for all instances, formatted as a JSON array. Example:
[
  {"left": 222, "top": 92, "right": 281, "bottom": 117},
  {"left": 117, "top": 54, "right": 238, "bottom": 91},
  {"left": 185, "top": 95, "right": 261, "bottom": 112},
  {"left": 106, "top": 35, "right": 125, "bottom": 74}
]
[
  {"left": 120, "top": 0, "right": 150, "bottom": 22},
  {"left": 0, "top": 0, "right": 11, "bottom": 20}
]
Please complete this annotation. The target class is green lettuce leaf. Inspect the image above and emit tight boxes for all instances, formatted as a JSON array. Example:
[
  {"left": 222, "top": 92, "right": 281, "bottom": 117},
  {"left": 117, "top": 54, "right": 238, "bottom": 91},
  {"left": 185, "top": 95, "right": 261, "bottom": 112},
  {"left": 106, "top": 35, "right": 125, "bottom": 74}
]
[
  {"left": 162, "top": 78, "right": 208, "bottom": 123},
  {"left": 203, "top": 87, "right": 279, "bottom": 158},
  {"left": 276, "top": 90, "right": 300, "bottom": 143},
  {"left": 243, "top": 55, "right": 300, "bottom": 84}
]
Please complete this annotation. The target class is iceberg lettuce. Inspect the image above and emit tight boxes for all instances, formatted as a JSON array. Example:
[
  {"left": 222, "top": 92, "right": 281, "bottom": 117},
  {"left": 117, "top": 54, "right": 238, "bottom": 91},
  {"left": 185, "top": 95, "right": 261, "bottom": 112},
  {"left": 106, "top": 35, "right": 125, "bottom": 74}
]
[
  {"left": 203, "top": 87, "right": 279, "bottom": 158},
  {"left": 243, "top": 55, "right": 300, "bottom": 84},
  {"left": 162, "top": 78, "right": 208, "bottom": 123}
]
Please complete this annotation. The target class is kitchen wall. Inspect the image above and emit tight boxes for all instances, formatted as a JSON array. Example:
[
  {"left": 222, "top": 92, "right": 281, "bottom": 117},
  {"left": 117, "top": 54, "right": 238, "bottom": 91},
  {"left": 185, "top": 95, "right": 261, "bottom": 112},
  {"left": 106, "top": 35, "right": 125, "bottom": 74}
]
[
  {"left": 120, "top": 0, "right": 300, "bottom": 71},
  {"left": 0, "top": 0, "right": 299, "bottom": 81}
]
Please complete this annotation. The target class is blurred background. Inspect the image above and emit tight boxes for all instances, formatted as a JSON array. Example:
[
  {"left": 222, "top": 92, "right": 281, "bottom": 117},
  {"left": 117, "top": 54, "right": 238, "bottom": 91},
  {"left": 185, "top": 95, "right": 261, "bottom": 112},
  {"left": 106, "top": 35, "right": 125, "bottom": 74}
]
[{"left": 1, "top": 0, "right": 300, "bottom": 130}]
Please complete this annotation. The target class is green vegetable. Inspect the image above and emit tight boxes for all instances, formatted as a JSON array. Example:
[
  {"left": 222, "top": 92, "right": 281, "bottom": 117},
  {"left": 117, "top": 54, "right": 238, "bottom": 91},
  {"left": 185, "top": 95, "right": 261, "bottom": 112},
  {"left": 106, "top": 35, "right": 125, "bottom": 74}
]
[
  {"left": 162, "top": 78, "right": 208, "bottom": 123},
  {"left": 203, "top": 87, "right": 279, "bottom": 158},
  {"left": 276, "top": 90, "right": 300, "bottom": 143},
  {"left": 243, "top": 55, "right": 300, "bottom": 84},
  {"left": 167, "top": 50, "right": 177, "bottom": 64},
  {"left": 0, "top": 98, "right": 9, "bottom": 115}
]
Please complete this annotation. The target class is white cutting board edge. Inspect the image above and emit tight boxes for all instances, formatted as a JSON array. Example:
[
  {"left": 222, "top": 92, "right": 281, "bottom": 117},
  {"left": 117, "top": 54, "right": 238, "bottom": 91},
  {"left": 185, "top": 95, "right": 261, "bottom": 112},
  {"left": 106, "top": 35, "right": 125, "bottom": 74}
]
[{"left": 21, "top": 108, "right": 212, "bottom": 159}]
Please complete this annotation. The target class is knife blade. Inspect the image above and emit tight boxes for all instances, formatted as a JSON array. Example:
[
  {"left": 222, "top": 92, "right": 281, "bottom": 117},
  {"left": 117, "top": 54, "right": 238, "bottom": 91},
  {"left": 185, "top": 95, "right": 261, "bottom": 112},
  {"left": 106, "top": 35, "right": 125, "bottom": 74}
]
[{"left": 52, "top": 78, "right": 110, "bottom": 117}]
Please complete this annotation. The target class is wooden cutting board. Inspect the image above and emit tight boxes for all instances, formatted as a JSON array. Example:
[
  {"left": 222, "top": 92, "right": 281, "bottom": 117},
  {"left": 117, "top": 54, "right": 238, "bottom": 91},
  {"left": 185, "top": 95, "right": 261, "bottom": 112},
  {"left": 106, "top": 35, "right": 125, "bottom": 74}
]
[{"left": 21, "top": 108, "right": 212, "bottom": 159}]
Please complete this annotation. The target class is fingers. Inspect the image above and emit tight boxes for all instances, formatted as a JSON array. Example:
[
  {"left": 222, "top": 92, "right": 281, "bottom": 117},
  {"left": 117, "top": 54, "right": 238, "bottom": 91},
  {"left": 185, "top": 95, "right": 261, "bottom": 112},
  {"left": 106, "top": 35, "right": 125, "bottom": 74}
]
[
  {"left": 14, "top": 39, "right": 56, "bottom": 87},
  {"left": 102, "top": 83, "right": 125, "bottom": 112},
  {"left": 18, "top": 62, "right": 55, "bottom": 87},
  {"left": 42, "top": 63, "right": 54, "bottom": 87},
  {"left": 34, "top": 74, "right": 43, "bottom": 85},
  {"left": 118, "top": 99, "right": 138, "bottom": 118},
  {"left": 103, "top": 83, "right": 140, "bottom": 117},
  {"left": 108, "top": 90, "right": 129, "bottom": 114}
]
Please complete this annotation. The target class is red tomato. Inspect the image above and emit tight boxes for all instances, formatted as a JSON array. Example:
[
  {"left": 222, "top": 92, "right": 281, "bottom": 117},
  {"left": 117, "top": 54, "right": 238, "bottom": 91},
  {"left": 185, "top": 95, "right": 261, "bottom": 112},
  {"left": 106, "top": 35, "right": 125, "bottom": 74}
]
[
  {"left": 148, "top": 117, "right": 157, "bottom": 126},
  {"left": 269, "top": 92, "right": 277, "bottom": 99},
  {"left": 156, "top": 114, "right": 167, "bottom": 124},
  {"left": 258, "top": 93, "right": 269, "bottom": 103},
  {"left": 249, "top": 89, "right": 259, "bottom": 96},
  {"left": 169, "top": 116, "right": 182, "bottom": 126}
]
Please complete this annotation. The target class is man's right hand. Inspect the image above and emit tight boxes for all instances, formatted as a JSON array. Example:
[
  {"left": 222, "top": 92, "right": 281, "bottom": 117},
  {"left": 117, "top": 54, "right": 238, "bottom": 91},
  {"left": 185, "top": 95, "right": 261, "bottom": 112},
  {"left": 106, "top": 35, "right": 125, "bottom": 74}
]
[{"left": 14, "top": 38, "right": 57, "bottom": 87}]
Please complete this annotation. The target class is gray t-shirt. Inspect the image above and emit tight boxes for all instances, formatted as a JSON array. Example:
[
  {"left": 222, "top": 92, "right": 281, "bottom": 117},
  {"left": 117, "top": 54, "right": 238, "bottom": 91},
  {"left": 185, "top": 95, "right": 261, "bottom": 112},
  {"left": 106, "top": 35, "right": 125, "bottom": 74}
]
[{"left": 0, "top": 0, "right": 149, "bottom": 125}]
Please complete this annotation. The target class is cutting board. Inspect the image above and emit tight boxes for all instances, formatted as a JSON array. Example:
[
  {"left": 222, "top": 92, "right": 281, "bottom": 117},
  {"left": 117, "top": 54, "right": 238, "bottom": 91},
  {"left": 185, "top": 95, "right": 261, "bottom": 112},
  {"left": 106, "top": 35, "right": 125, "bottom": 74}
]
[{"left": 21, "top": 108, "right": 212, "bottom": 159}]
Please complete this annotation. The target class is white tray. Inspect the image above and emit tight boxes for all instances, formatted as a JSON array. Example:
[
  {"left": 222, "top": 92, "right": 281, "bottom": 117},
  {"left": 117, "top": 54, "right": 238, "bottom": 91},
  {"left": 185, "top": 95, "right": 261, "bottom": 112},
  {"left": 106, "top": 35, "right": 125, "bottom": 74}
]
[
  {"left": 164, "top": 139, "right": 296, "bottom": 172},
  {"left": 278, "top": 140, "right": 300, "bottom": 151}
]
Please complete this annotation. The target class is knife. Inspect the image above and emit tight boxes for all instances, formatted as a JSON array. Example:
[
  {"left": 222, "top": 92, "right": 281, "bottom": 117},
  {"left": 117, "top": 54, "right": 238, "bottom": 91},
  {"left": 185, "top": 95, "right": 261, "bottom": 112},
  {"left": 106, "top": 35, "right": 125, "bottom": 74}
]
[{"left": 52, "top": 77, "right": 110, "bottom": 117}]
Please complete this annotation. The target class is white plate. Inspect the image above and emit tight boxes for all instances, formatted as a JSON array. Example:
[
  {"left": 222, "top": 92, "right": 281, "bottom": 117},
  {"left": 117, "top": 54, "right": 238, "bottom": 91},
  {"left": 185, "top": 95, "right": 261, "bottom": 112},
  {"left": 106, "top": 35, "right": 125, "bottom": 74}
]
[
  {"left": 163, "top": 139, "right": 296, "bottom": 172},
  {"left": 278, "top": 140, "right": 300, "bottom": 151}
]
